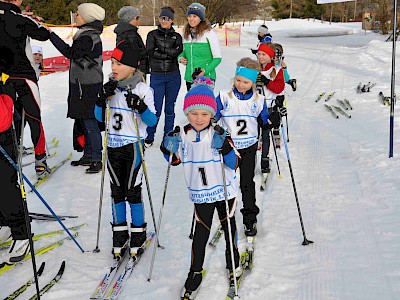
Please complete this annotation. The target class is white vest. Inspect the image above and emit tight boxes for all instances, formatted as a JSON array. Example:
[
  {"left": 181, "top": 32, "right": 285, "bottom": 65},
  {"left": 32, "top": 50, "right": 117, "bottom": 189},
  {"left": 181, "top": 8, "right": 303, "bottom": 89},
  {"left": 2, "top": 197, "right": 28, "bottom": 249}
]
[
  {"left": 179, "top": 127, "right": 238, "bottom": 204},
  {"left": 258, "top": 68, "right": 279, "bottom": 108},
  {"left": 217, "top": 90, "right": 264, "bottom": 149},
  {"left": 107, "top": 82, "right": 155, "bottom": 148}
]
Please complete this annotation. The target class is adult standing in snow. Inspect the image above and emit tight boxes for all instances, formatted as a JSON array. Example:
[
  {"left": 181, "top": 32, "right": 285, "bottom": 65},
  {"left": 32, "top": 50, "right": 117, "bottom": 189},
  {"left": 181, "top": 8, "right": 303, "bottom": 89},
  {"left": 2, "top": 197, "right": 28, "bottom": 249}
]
[
  {"left": 0, "top": 0, "right": 52, "bottom": 180},
  {"left": 49, "top": 3, "right": 105, "bottom": 174},
  {"left": 178, "top": 3, "right": 222, "bottom": 91},
  {"left": 114, "top": 6, "right": 149, "bottom": 76},
  {"left": 144, "top": 6, "right": 183, "bottom": 147},
  {"left": 0, "top": 54, "right": 30, "bottom": 264}
]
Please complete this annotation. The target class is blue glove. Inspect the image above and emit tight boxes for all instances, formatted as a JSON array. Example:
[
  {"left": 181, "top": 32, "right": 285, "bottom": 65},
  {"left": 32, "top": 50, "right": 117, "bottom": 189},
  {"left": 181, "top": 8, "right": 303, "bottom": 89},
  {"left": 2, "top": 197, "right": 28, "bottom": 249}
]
[
  {"left": 163, "top": 131, "right": 181, "bottom": 153},
  {"left": 211, "top": 127, "right": 226, "bottom": 150}
]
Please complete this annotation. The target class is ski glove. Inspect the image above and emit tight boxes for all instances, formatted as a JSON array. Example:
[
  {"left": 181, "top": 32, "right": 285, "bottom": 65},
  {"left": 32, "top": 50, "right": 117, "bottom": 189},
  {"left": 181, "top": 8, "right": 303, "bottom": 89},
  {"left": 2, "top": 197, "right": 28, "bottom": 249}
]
[
  {"left": 191, "top": 67, "right": 203, "bottom": 81},
  {"left": 97, "top": 80, "right": 117, "bottom": 107},
  {"left": 256, "top": 73, "right": 270, "bottom": 87},
  {"left": 212, "top": 125, "right": 233, "bottom": 156},
  {"left": 278, "top": 107, "right": 287, "bottom": 117},
  {"left": 125, "top": 93, "right": 148, "bottom": 113},
  {"left": 163, "top": 130, "right": 181, "bottom": 153},
  {"left": 265, "top": 111, "right": 281, "bottom": 129}
]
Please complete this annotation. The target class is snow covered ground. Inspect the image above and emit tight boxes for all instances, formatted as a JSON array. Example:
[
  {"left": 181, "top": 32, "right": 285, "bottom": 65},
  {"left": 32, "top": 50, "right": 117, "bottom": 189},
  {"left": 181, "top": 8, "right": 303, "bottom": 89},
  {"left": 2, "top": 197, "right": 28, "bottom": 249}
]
[{"left": 2, "top": 18, "right": 400, "bottom": 299}]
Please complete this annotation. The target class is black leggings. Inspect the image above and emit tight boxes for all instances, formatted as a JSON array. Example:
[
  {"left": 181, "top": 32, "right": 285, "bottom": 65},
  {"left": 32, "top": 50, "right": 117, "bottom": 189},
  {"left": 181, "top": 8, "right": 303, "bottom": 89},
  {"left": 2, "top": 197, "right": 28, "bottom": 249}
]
[{"left": 191, "top": 198, "right": 239, "bottom": 272}]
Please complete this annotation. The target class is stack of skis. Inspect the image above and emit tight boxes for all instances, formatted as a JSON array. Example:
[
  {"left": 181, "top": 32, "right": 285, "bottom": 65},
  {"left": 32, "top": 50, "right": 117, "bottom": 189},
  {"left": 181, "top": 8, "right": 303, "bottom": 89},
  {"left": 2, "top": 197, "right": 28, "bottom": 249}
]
[
  {"left": 379, "top": 91, "right": 397, "bottom": 106},
  {"left": 1, "top": 223, "right": 86, "bottom": 299},
  {"left": 316, "top": 92, "right": 352, "bottom": 119},
  {"left": 356, "top": 82, "right": 376, "bottom": 93}
]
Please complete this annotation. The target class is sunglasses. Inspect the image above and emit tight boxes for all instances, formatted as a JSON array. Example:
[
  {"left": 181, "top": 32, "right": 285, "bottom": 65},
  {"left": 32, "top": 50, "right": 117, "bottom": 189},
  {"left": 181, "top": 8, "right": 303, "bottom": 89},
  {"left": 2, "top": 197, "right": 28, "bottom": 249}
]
[{"left": 159, "top": 16, "right": 171, "bottom": 21}]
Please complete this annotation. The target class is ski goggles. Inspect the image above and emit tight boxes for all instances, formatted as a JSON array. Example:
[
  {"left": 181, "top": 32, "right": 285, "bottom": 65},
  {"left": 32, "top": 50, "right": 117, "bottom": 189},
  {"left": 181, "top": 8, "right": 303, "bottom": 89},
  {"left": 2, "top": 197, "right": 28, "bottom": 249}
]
[{"left": 159, "top": 16, "right": 171, "bottom": 21}]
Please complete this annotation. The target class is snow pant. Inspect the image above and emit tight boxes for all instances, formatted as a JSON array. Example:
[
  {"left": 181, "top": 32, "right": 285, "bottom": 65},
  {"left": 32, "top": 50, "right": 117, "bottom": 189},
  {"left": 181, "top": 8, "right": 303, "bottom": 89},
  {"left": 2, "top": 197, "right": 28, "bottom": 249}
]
[
  {"left": 0, "top": 129, "right": 29, "bottom": 240},
  {"left": 107, "top": 142, "right": 145, "bottom": 227},
  {"left": 238, "top": 143, "right": 260, "bottom": 227},
  {"left": 81, "top": 118, "right": 102, "bottom": 162},
  {"left": 146, "top": 71, "right": 181, "bottom": 141},
  {"left": 191, "top": 198, "right": 239, "bottom": 272},
  {"left": 261, "top": 126, "right": 271, "bottom": 159},
  {"left": 11, "top": 78, "right": 46, "bottom": 157}
]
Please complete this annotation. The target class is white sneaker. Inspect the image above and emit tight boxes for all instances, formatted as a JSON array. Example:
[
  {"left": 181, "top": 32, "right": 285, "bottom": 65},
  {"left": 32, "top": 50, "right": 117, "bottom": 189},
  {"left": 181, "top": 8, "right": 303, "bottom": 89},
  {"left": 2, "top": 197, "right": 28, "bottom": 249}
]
[
  {"left": 4, "top": 239, "right": 30, "bottom": 264},
  {"left": 0, "top": 226, "right": 12, "bottom": 245}
]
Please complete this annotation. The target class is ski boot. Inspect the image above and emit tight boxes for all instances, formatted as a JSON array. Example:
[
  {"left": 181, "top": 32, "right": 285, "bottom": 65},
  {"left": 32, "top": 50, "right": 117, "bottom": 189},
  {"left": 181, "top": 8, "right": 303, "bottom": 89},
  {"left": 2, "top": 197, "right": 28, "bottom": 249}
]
[
  {"left": 111, "top": 222, "right": 129, "bottom": 259},
  {"left": 244, "top": 222, "right": 257, "bottom": 237},
  {"left": 0, "top": 226, "right": 12, "bottom": 245},
  {"left": 130, "top": 223, "right": 147, "bottom": 256},
  {"left": 144, "top": 139, "right": 154, "bottom": 148},
  {"left": 35, "top": 154, "right": 51, "bottom": 179},
  {"left": 228, "top": 265, "right": 243, "bottom": 287},
  {"left": 181, "top": 270, "right": 204, "bottom": 300},
  {"left": 272, "top": 129, "right": 280, "bottom": 149},
  {"left": 260, "top": 157, "right": 270, "bottom": 191},
  {"left": 2, "top": 239, "right": 30, "bottom": 265}
]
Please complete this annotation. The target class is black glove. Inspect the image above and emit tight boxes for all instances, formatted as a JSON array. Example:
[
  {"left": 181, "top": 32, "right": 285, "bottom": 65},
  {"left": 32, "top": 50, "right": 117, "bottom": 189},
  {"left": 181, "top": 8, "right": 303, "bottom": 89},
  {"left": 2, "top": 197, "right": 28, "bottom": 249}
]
[
  {"left": 256, "top": 73, "right": 270, "bottom": 86},
  {"left": 275, "top": 95, "right": 284, "bottom": 108},
  {"left": 97, "top": 80, "right": 118, "bottom": 107},
  {"left": 125, "top": 93, "right": 148, "bottom": 113},
  {"left": 251, "top": 49, "right": 258, "bottom": 55},
  {"left": 191, "top": 67, "right": 203, "bottom": 81},
  {"left": 0, "top": 80, "right": 16, "bottom": 100},
  {"left": 278, "top": 107, "right": 287, "bottom": 116},
  {"left": 265, "top": 111, "right": 281, "bottom": 129},
  {"left": 288, "top": 79, "right": 297, "bottom": 92}
]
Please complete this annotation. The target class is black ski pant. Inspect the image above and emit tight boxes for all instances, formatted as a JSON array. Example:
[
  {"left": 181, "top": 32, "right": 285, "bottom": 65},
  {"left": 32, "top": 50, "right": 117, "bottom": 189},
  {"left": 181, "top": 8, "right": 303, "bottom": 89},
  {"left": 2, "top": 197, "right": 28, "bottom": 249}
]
[
  {"left": 0, "top": 128, "right": 29, "bottom": 240},
  {"left": 238, "top": 143, "right": 260, "bottom": 226},
  {"left": 11, "top": 78, "right": 47, "bottom": 157},
  {"left": 191, "top": 198, "right": 239, "bottom": 272}
]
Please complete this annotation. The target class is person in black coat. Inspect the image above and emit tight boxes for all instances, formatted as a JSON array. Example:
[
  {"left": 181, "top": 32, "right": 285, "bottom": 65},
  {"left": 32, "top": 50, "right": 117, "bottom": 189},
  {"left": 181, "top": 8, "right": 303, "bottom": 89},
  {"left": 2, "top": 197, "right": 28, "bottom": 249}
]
[
  {"left": 49, "top": 3, "right": 105, "bottom": 173},
  {"left": 0, "top": 0, "right": 52, "bottom": 179},
  {"left": 114, "top": 6, "right": 149, "bottom": 75},
  {"left": 144, "top": 7, "right": 183, "bottom": 147}
]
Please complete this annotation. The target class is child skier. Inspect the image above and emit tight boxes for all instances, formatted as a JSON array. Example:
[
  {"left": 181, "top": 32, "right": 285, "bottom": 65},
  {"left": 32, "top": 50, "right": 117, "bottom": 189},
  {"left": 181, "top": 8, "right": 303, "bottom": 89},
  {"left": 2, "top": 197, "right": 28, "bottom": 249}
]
[
  {"left": 215, "top": 58, "right": 280, "bottom": 236},
  {"left": 161, "top": 78, "right": 242, "bottom": 299},
  {"left": 96, "top": 40, "right": 157, "bottom": 258},
  {"left": 255, "top": 43, "right": 285, "bottom": 183},
  {"left": 251, "top": 24, "right": 273, "bottom": 54},
  {"left": 274, "top": 43, "right": 297, "bottom": 92}
]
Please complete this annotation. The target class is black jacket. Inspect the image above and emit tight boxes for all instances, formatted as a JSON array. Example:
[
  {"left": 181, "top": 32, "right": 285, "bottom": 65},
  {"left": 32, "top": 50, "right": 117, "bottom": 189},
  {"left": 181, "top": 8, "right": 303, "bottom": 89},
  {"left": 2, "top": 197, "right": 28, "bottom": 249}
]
[
  {"left": 146, "top": 25, "right": 183, "bottom": 74},
  {"left": 0, "top": 2, "right": 50, "bottom": 82},
  {"left": 114, "top": 22, "right": 149, "bottom": 74},
  {"left": 50, "top": 21, "right": 103, "bottom": 119}
]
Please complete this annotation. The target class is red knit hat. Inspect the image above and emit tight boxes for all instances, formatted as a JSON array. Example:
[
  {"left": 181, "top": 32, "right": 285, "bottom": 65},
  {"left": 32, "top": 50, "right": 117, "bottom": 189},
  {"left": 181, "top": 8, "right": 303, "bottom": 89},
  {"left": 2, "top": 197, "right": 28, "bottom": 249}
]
[{"left": 257, "top": 44, "right": 275, "bottom": 59}]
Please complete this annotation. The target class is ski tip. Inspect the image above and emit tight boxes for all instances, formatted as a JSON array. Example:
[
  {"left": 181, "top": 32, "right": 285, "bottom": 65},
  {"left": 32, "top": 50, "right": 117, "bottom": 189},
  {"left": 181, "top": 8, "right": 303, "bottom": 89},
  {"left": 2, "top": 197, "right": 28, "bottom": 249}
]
[
  {"left": 59, "top": 261, "right": 66, "bottom": 273},
  {"left": 38, "top": 261, "right": 46, "bottom": 276}
]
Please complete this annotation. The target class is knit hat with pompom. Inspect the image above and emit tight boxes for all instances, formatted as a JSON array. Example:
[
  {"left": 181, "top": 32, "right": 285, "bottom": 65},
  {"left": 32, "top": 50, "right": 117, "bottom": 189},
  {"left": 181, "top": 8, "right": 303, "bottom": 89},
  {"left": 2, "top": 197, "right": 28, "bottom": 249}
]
[{"left": 183, "top": 76, "right": 216, "bottom": 116}]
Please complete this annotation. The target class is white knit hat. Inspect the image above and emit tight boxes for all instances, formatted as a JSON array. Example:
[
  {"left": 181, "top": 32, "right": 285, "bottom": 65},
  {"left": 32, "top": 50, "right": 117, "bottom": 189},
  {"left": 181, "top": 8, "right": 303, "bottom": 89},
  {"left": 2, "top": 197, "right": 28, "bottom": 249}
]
[
  {"left": 258, "top": 25, "right": 269, "bottom": 35},
  {"left": 77, "top": 3, "right": 105, "bottom": 23},
  {"left": 31, "top": 45, "right": 43, "bottom": 55}
]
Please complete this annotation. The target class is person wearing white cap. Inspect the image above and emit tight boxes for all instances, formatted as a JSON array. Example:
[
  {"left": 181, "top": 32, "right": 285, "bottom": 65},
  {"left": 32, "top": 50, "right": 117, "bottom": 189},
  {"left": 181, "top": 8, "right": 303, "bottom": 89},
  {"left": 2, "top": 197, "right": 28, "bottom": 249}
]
[
  {"left": 31, "top": 45, "right": 43, "bottom": 81},
  {"left": 49, "top": 3, "right": 106, "bottom": 173}
]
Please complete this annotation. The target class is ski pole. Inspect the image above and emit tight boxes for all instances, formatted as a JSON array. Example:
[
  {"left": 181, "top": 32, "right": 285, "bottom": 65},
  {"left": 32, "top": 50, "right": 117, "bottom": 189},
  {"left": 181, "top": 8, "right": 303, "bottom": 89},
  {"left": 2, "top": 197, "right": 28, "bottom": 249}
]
[
  {"left": 214, "top": 125, "right": 239, "bottom": 298},
  {"left": 94, "top": 99, "right": 111, "bottom": 253},
  {"left": 269, "top": 126, "right": 282, "bottom": 179},
  {"left": 189, "top": 210, "right": 195, "bottom": 239},
  {"left": 285, "top": 114, "right": 289, "bottom": 142},
  {"left": 278, "top": 113, "right": 313, "bottom": 246},
  {"left": 18, "top": 108, "right": 25, "bottom": 167},
  {"left": 0, "top": 146, "right": 85, "bottom": 253},
  {"left": 9, "top": 120, "right": 41, "bottom": 300},
  {"left": 148, "top": 126, "right": 180, "bottom": 282},
  {"left": 126, "top": 86, "right": 161, "bottom": 247}
]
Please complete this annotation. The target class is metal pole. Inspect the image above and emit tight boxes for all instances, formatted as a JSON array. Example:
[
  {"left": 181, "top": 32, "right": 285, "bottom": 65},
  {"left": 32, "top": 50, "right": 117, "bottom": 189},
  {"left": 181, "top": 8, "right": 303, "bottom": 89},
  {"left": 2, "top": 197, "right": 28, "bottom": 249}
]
[
  {"left": 354, "top": 0, "right": 357, "bottom": 21},
  {"left": 290, "top": 0, "right": 293, "bottom": 19},
  {"left": 389, "top": 0, "right": 398, "bottom": 157}
]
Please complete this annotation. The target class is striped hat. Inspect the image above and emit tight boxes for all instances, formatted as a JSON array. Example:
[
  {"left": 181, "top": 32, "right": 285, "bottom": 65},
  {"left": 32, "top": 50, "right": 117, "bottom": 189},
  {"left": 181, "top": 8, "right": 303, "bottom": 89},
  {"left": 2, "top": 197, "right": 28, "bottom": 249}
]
[{"left": 183, "top": 76, "right": 216, "bottom": 116}]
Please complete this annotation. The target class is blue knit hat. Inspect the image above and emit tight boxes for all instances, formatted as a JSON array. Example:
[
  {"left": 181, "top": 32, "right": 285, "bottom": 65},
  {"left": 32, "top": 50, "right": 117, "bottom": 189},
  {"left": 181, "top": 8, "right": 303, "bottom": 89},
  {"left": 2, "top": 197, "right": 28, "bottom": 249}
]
[
  {"left": 187, "top": 3, "right": 206, "bottom": 21},
  {"left": 184, "top": 77, "right": 216, "bottom": 116}
]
